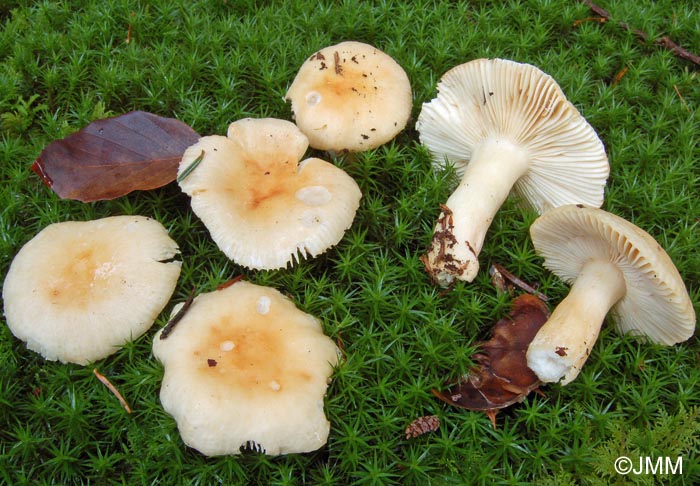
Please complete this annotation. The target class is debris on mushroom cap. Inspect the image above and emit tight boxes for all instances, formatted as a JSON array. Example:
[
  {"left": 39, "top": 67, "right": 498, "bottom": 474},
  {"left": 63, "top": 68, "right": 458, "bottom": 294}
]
[
  {"left": 2, "top": 216, "right": 181, "bottom": 365},
  {"left": 152, "top": 280, "right": 340, "bottom": 456},
  {"left": 285, "top": 41, "right": 413, "bottom": 152},
  {"left": 177, "top": 117, "right": 362, "bottom": 270},
  {"left": 526, "top": 205, "right": 696, "bottom": 384},
  {"left": 416, "top": 58, "right": 609, "bottom": 287}
]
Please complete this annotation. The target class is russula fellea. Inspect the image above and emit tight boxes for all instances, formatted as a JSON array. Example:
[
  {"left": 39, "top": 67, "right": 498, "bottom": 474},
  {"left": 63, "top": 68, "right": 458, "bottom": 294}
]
[
  {"left": 2, "top": 216, "right": 181, "bottom": 364},
  {"left": 152, "top": 280, "right": 340, "bottom": 456},
  {"left": 285, "top": 41, "right": 413, "bottom": 152},
  {"left": 526, "top": 205, "right": 696, "bottom": 385},
  {"left": 177, "top": 117, "right": 362, "bottom": 270},
  {"left": 416, "top": 58, "right": 609, "bottom": 287}
]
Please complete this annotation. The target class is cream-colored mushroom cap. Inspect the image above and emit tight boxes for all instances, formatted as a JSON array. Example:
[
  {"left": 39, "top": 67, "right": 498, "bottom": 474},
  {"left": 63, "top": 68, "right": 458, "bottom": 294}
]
[
  {"left": 152, "top": 280, "right": 340, "bottom": 456},
  {"left": 531, "top": 205, "right": 695, "bottom": 342},
  {"left": 178, "top": 118, "right": 361, "bottom": 270},
  {"left": 2, "top": 216, "right": 181, "bottom": 365},
  {"left": 285, "top": 41, "right": 413, "bottom": 152},
  {"left": 527, "top": 205, "right": 696, "bottom": 384},
  {"left": 417, "top": 58, "right": 609, "bottom": 287}
]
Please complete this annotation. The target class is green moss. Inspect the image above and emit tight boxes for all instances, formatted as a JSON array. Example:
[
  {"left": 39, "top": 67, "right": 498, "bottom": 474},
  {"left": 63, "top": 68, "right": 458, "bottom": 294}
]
[{"left": 1, "top": 0, "right": 699, "bottom": 484}]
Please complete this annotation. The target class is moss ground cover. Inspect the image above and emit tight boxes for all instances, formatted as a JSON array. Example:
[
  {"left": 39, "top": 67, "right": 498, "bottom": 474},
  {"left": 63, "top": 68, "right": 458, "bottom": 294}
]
[{"left": 1, "top": 1, "right": 698, "bottom": 484}]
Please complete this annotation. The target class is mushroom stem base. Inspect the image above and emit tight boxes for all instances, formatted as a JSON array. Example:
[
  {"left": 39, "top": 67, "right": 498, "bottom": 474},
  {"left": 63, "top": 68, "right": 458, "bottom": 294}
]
[
  {"left": 421, "top": 205, "right": 479, "bottom": 286},
  {"left": 421, "top": 138, "right": 529, "bottom": 287},
  {"left": 526, "top": 259, "right": 626, "bottom": 385}
]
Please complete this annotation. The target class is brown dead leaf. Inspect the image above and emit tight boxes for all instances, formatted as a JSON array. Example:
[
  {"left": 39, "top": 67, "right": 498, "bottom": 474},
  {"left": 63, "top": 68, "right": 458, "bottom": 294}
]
[
  {"left": 31, "top": 111, "right": 199, "bottom": 202},
  {"left": 432, "top": 294, "right": 550, "bottom": 421}
]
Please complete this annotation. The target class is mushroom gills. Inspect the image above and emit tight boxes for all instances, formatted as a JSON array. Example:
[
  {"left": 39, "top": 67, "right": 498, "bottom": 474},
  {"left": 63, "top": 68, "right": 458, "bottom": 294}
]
[
  {"left": 527, "top": 205, "right": 696, "bottom": 385},
  {"left": 417, "top": 59, "right": 609, "bottom": 287}
]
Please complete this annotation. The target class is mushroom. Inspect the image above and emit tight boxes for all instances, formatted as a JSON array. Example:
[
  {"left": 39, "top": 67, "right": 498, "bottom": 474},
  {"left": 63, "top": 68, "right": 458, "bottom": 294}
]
[
  {"left": 416, "top": 58, "right": 609, "bottom": 287},
  {"left": 177, "top": 117, "right": 362, "bottom": 270},
  {"left": 526, "top": 205, "right": 696, "bottom": 385},
  {"left": 2, "top": 216, "right": 181, "bottom": 364},
  {"left": 285, "top": 41, "right": 413, "bottom": 152},
  {"left": 152, "top": 280, "right": 340, "bottom": 456}
]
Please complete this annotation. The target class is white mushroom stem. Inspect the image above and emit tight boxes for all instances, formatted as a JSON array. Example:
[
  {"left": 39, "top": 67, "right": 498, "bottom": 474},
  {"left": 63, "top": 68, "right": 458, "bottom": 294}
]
[
  {"left": 526, "top": 259, "right": 627, "bottom": 385},
  {"left": 422, "top": 139, "right": 529, "bottom": 286}
]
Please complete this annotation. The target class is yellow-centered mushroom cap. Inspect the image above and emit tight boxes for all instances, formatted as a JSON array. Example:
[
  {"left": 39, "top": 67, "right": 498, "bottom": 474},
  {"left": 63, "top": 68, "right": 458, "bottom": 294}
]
[
  {"left": 152, "top": 280, "right": 340, "bottom": 456},
  {"left": 2, "top": 216, "right": 181, "bottom": 364},
  {"left": 286, "top": 41, "right": 413, "bottom": 152},
  {"left": 177, "top": 118, "right": 361, "bottom": 270}
]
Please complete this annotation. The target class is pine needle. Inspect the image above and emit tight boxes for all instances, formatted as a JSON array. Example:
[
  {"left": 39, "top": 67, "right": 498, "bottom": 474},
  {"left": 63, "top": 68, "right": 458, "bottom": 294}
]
[
  {"left": 93, "top": 368, "right": 132, "bottom": 414},
  {"left": 673, "top": 84, "right": 690, "bottom": 112},
  {"left": 176, "top": 150, "right": 205, "bottom": 184}
]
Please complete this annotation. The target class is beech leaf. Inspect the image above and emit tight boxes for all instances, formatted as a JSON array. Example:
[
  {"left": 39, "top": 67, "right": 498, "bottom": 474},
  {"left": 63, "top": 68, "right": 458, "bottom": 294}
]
[
  {"left": 432, "top": 294, "right": 550, "bottom": 418},
  {"left": 31, "top": 111, "right": 200, "bottom": 202}
]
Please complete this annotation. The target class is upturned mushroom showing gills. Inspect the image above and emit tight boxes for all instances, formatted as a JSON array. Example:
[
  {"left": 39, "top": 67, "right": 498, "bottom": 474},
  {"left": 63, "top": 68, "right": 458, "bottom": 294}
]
[
  {"left": 152, "top": 280, "right": 340, "bottom": 456},
  {"left": 2, "top": 216, "right": 181, "bottom": 365},
  {"left": 526, "top": 205, "right": 696, "bottom": 385},
  {"left": 285, "top": 41, "right": 413, "bottom": 152},
  {"left": 177, "top": 117, "right": 362, "bottom": 270},
  {"left": 416, "top": 58, "right": 609, "bottom": 287}
]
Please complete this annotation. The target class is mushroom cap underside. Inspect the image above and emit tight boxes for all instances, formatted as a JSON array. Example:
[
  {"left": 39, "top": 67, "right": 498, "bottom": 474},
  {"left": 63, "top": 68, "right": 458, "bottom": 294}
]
[
  {"left": 152, "top": 280, "right": 340, "bottom": 456},
  {"left": 2, "top": 216, "right": 181, "bottom": 364},
  {"left": 178, "top": 118, "right": 361, "bottom": 270},
  {"left": 286, "top": 40, "right": 413, "bottom": 152},
  {"left": 416, "top": 58, "right": 609, "bottom": 213},
  {"left": 530, "top": 205, "right": 696, "bottom": 344}
]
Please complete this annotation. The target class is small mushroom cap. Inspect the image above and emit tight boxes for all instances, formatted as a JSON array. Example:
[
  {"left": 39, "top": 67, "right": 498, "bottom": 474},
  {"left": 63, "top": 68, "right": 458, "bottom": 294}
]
[
  {"left": 2, "top": 216, "right": 181, "bottom": 364},
  {"left": 152, "top": 280, "right": 340, "bottom": 456},
  {"left": 285, "top": 41, "right": 413, "bottom": 152},
  {"left": 178, "top": 118, "right": 361, "bottom": 270},
  {"left": 530, "top": 205, "right": 696, "bottom": 344},
  {"left": 416, "top": 58, "right": 609, "bottom": 212}
]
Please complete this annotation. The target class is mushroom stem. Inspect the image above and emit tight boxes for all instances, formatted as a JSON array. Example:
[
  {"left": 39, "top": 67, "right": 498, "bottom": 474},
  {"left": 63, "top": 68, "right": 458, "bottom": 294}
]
[
  {"left": 422, "top": 139, "right": 529, "bottom": 286},
  {"left": 526, "top": 259, "right": 627, "bottom": 385}
]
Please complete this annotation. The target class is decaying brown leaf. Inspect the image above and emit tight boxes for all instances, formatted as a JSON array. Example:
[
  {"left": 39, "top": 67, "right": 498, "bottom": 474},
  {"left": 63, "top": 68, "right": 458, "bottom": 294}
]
[
  {"left": 31, "top": 111, "right": 200, "bottom": 202},
  {"left": 432, "top": 294, "right": 550, "bottom": 425}
]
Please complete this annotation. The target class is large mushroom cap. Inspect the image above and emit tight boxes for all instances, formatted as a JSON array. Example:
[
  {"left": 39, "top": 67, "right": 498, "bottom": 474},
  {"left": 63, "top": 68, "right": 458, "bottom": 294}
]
[
  {"left": 2, "top": 216, "right": 181, "bottom": 364},
  {"left": 178, "top": 117, "right": 362, "bottom": 270},
  {"left": 530, "top": 205, "right": 696, "bottom": 344},
  {"left": 285, "top": 41, "right": 413, "bottom": 152},
  {"left": 417, "top": 58, "right": 609, "bottom": 213},
  {"left": 152, "top": 280, "right": 340, "bottom": 456}
]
